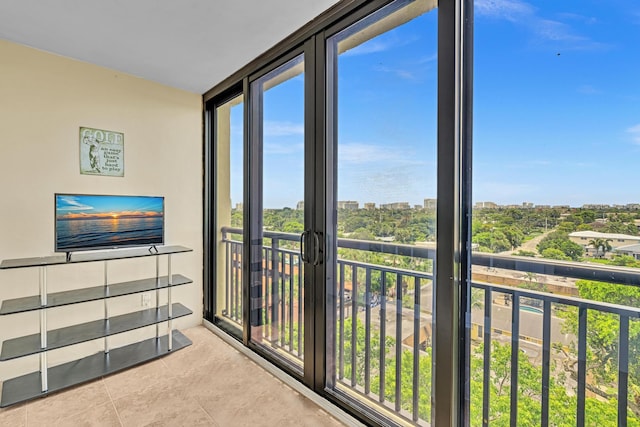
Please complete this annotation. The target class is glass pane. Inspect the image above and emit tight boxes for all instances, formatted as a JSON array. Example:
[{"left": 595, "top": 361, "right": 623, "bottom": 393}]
[
  {"left": 327, "top": 0, "right": 437, "bottom": 424},
  {"left": 250, "top": 55, "right": 305, "bottom": 371},
  {"left": 215, "top": 94, "right": 244, "bottom": 331},
  {"left": 472, "top": 0, "right": 640, "bottom": 425}
]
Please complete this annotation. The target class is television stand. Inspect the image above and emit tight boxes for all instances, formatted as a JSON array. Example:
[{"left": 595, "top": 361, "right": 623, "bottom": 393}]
[{"left": 0, "top": 245, "right": 193, "bottom": 407}]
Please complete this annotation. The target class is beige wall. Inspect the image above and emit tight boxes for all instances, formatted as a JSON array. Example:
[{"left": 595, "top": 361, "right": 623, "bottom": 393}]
[
  {"left": 215, "top": 102, "right": 232, "bottom": 318},
  {"left": 0, "top": 40, "right": 203, "bottom": 381}
]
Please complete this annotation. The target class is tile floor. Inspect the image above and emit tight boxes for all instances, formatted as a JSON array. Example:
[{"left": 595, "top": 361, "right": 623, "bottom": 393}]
[{"left": 0, "top": 326, "right": 350, "bottom": 426}]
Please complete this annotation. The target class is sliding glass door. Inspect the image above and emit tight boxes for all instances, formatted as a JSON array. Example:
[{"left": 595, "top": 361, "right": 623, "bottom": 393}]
[
  {"left": 209, "top": 92, "right": 244, "bottom": 336},
  {"left": 324, "top": 1, "right": 439, "bottom": 424},
  {"left": 247, "top": 53, "right": 308, "bottom": 374},
  {"left": 205, "top": 0, "right": 470, "bottom": 423}
]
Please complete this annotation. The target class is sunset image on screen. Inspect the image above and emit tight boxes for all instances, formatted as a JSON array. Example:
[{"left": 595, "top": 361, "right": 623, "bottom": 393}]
[{"left": 55, "top": 194, "right": 164, "bottom": 251}]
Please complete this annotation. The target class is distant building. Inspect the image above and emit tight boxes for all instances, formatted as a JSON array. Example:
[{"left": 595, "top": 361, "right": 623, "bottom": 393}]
[
  {"left": 582, "top": 204, "right": 611, "bottom": 209},
  {"left": 627, "top": 204, "right": 640, "bottom": 210},
  {"left": 553, "top": 205, "right": 570, "bottom": 210},
  {"left": 235, "top": 203, "right": 243, "bottom": 211},
  {"left": 423, "top": 198, "right": 436, "bottom": 210},
  {"left": 380, "top": 202, "right": 410, "bottom": 210},
  {"left": 535, "top": 205, "right": 551, "bottom": 209},
  {"left": 474, "top": 201, "right": 498, "bottom": 209},
  {"left": 337, "top": 200, "right": 359, "bottom": 210},
  {"left": 615, "top": 244, "right": 640, "bottom": 260},
  {"left": 296, "top": 201, "right": 304, "bottom": 210},
  {"left": 364, "top": 203, "right": 376, "bottom": 210},
  {"left": 522, "top": 202, "right": 534, "bottom": 209},
  {"left": 414, "top": 205, "right": 422, "bottom": 210},
  {"left": 569, "top": 231, "right": 640, "bottom": 256}
]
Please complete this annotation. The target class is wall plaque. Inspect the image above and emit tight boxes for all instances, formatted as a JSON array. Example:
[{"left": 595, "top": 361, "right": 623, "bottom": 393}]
[{"left": 79, "top": 127, "right": 124, "bottom": 177}]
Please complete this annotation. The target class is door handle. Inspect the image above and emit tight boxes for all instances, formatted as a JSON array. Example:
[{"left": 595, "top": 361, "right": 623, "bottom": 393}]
[
  {"left": 300, "top": 230, "right": 321, "bottom": 265},
  {"left": 300, "top": 230, "right": 310, "bottom": 263},
  {"left": 311, "top": 231, "right": 321, "bottom": 266}
]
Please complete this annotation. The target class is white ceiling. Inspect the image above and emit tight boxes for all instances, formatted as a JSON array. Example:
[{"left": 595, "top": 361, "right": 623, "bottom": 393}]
[{"left": 0, "top": 0, "right": 340, "bottom": 94}]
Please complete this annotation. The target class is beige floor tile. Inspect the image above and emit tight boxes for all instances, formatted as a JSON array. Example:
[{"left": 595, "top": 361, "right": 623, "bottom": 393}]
[
  {"left": 197, "top": 386, "right": 338, "bottom": 427},
  {"left": 112, "top": 382, "right": 215, "bottom": 427},
  {"left": 3, "top": 326, "right": 349, "bottom": 427},
  {"left": 0, "top": 402, "right": 26, "bottom": 426},
  {"left": 192, "top": 362, "right": 332, "bottom": 426},
  {"left": 26, "top": 380, "right": 111, "bottom": 426},
  {"left": 103, "top": 359, "right": 176, "bottom": 401},
  {"left": 180, "top": 353, "right": 273, "bottom": 403},
  {"left": 43, "top": 402, "right": 121, "bottom": 427},
  {"left": 161, "top": 327, "right": 238, "bottom": 373}
]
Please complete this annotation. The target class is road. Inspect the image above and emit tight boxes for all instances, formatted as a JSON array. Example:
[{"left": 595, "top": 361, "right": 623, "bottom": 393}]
[{"left": 498, "top": 229, "right": 554, "bottom": 255}]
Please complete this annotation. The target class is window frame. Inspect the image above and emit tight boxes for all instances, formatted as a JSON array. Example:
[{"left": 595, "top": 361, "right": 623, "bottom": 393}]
[{"left": 203, "top": 0, "right": 473, "bottom": 424}]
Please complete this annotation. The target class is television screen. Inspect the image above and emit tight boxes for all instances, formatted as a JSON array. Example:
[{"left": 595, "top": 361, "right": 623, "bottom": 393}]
[{"left": 55, "top": 194, "right": 164, "bottom": 253}]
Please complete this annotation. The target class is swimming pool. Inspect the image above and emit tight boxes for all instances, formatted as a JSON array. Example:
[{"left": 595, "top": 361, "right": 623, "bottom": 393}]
[{"left": 520, "top": 305, "right": 543, "bottom": 314}]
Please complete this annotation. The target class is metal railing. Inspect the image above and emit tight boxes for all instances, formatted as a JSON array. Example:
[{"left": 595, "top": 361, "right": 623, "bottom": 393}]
[
  {"left": 220, "top": 226, "right": 640, "bottom": 426},
  {"left": 221, "top": 228, "right": 304, "bottom": 361}
]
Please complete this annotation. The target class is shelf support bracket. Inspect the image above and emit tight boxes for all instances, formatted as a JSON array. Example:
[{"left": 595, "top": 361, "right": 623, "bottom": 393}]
[
  {"left": 168, "top": 254, "right": 173, "bottom": 351},
  {"left": 104, "top": 261, "right": 110, "bottom": 354},
  {"left": 155, "top": 256, "right": 160, "bottom": 340},
  {"left": 39, "top": 266, "right": 48, "bottom": 393}
]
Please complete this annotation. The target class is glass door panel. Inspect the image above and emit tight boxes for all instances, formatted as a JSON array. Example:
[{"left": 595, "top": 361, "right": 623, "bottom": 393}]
[
  {"left": 326, "top": 0, "right": 438, "bottom": 423},
  {"left": 471, "top": 1, "right": 640, "bottom": 425},
  {"left": 249, "top": 55, "right": 306, "bottom": 372},
  {"left": 214, "top": 93, "right": 244, "bottom": 335}
]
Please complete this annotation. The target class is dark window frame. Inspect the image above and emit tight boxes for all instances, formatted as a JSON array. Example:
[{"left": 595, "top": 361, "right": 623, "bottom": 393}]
[{"left": 203, "top": 0, "right": 473, "bottom": 424}]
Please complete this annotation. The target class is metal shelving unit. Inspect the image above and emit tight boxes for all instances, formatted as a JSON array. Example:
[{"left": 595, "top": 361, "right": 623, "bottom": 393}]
[{"left": 0, "top": 245, "right": 193, "bottom": 407}]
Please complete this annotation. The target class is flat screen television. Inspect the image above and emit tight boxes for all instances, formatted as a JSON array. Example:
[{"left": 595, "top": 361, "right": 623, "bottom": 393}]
[{"left": 55, "top": 193, "right": 164, "bottom": 254}]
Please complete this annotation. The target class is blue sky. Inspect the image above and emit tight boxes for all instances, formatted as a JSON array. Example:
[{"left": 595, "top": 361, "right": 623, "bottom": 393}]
[
  {"left": 231, "top": 0, "right": 640, "bottom": 209},
  {"left": 474, "top": 0, "right": 640, "bottom": 206}
]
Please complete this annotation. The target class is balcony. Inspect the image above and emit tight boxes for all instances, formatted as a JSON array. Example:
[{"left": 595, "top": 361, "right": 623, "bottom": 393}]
[{"left": 221, "top": 226, "right": 640, "bottom": 426}]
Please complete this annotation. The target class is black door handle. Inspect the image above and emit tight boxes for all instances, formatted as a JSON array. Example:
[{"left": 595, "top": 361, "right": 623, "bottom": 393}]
[
  {"left": 300, "top": 230, "right": 321, "bottom": 265},
  {"left": 300, "top": 230, "right": 310, "bottom": 263},
  {"left": 311, "top": 231, "right": 321, "bottom": 266}
]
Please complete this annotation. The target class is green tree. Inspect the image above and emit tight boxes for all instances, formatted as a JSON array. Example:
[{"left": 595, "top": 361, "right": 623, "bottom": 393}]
[
  {"left": 513, "top": 250, "right": 536, "bottom": 257},
  {"left": 230, "top": 209, "right": 243, "bottom": 227},
  {"left": 611, "top": 254, "right": 640, "bottom": 268},
  {"left": 374, "top": 348, "right": 433, "bottom": 421},
  {"left": 537, "top": 231, "right": 584, "bottom": 260},
  {"left": 340, "top": 312, "right": 640, "bottom": 426},
  {"left": 603, "top": 221, "right": 638, "bottom": 236},
  {"left": 588, "top": 238, "right": 612, "bottom": 258},
  {"left": 558, "top": 221, "right": 578, "bottom": 233},
  {"left": 473, "top": 230, "right": 511, "bottom": 253},
  {"left": 559, "top": 280, "right": 640, "bottom": 411},
  {"left": 282, "top": 220, "right": 304, "bottom": 233},
  {"left": 350, "top": 227, "right": 376, "bottom": 241},
  {"left": 469, "top": 341, "right": 639, "bottom": 426},
  {"left": 541, "top": 247, "right": 571, "bottom": 261},
  {"left": 576, "top": 210, "right": 597, "bottom": 224},
  {"left": 395, "top": 228, "right": 416, "bottom": 244},
  {"left": 336, "top": 317, "right": 394, "bottom": 386},
  {"left": 502, "top": 226, "right": 525, "bottom": 250},
  {"left": 576, "top": 223, "right": 594, "bottom": 231}
]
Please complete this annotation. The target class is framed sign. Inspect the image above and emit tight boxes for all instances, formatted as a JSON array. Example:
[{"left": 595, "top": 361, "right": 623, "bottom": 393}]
[{"left": 79, "top": 127, "right": 124, "bottom": 177}]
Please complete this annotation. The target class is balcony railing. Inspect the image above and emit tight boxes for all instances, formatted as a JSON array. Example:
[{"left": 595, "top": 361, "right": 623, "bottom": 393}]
[
  {"left": 220, "top": 226, "right": 640, "bottom": 426},
  {"left": 221, "top": 229, "right": 304, "bottom": 362}
]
